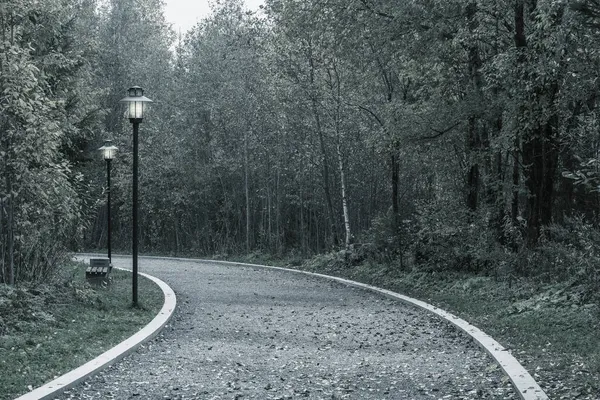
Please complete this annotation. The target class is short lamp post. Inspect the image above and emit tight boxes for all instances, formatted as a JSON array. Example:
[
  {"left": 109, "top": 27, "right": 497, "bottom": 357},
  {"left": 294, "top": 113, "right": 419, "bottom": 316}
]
[
  {"left": 98, "top": 140, "right": 118, "bottom": 264},
  {"left": 120, "top": 86, "right": 152, "bottom": 307}
]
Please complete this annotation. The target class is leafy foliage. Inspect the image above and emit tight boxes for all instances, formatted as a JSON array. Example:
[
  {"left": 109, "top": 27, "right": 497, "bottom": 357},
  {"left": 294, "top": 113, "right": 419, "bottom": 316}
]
[
  {"left": 3, "top": 0, "right": 600, "bottom": 297},
  {"left": 0, "top": 0, "right": 101, "bottom": 283}
]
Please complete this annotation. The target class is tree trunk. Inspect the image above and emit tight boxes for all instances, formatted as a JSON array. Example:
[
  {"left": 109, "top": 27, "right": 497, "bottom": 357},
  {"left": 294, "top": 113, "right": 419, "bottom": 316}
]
[
  {"left": 244, "top": 128, "right": 250, "bottom": 253},
  {"left": 391, "top": 153, "right": 399, "bottom": 229},
  {"left": 276, "top": 166, "right": 281, "bottom": 253},
  {"left": 174, "top": 216, "right": 180, "bottom": 253},
  {"left": 512, "top": 0, "right": 526, "bottom": 234},
  {"left": 522, "top": 116, "right": 559, "bottom": 246},
  {"left": 514, "top": 0, "right": 527, "bottom": 51},
  {"left": 0, "top": 196, "right": 4, "bottom": 283},
  {"left": 1, "top": 131, "right": 15, "bottom": 284},
  {"left": 512, "top": 138, "right": 520, "bottom": 225},
  {"left": 466, "top": 1, "right": 482, "bottom": 213},
  {"left": 337, "top": 140, "right": 352, "bottom": 249},
  {"left": 308, "top": 43, "right": 339, "bottom": 246},
  {"left": 514, "top": 1, "right": 560, "bottom": 246},
  {"left": 330, "top": 60, "right": 352, "bottom": 250},
  {"left": 6, "top": 169, "right": 14, "bottom": 285},
  {"left": 267, "top": 183, "right": 272, "bottom": 250},
  {"left": 300, "top": 190, "right": 306, "bottom": 253}
]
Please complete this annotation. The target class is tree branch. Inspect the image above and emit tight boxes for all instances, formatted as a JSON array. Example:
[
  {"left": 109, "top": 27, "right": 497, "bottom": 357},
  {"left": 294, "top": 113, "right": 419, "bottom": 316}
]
[
  {"left": 345, "top": 101, "right": 385, "bottom": 129},
  {"left": 419, "top": 122, "right": 461, "bottom": 140},
  {"left": 358, "top": 0, "right": 395, "bottom": 20}
]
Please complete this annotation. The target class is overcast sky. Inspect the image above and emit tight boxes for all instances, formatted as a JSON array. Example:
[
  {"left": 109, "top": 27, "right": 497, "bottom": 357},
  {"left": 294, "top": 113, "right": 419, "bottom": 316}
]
[{"left": 164, "top": 0, "right": 265, "bottom": 34}]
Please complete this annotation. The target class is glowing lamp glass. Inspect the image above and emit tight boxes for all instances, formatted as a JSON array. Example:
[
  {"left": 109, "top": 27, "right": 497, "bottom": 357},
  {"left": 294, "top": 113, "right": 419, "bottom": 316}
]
[
  {"left": 119, "top": 86, "right": 152, "bottom": 122},
  {"left": 128, "top": 101, "right": 144, "bottom": 119},
  {"left": 99, "top": 140, "right": 118, "bottom": 160}
]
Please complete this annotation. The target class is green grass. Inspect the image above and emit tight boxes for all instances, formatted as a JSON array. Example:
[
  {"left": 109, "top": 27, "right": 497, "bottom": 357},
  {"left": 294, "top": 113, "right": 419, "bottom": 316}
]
[
  {"left": 338, "top": 263, "right": 599, "bottom": 398},
  {"left": 0, "top": 262, "right": 164, "bottom": 400},
  {"left": 404, "top": 275, "right": 599, "bottom": 398}
]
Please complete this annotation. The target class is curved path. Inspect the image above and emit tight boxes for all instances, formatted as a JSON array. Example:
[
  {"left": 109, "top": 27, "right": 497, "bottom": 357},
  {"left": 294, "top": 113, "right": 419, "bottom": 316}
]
[{"left": 58, "top": 256, "right": 517, "bottom": 399}]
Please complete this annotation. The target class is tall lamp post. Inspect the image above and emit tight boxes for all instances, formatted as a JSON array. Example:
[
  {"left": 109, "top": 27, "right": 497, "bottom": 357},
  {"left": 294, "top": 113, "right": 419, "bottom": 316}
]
[
  {"left": 120, "top": 86, "right": 152, "bottom": 307},
  {"left": 99, "top": 140, "right": 118, "bottom": 264}
]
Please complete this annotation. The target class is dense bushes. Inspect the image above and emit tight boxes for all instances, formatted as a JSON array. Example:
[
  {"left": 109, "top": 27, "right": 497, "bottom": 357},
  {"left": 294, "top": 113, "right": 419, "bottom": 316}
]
[
  {"left": 532, "top": 218, "right": 600, "bottom": 300},
  {"left": 0, "top": 0, "right": 99, "bottom": 284},
  {"left": 311, "top": 203, "right": 600, "bottom": 304}
]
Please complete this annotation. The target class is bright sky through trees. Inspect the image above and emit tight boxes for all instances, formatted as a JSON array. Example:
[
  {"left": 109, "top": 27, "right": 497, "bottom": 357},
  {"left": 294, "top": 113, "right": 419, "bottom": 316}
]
[{"left": 164, "top": 0, "right": 264, "bottom": 34}]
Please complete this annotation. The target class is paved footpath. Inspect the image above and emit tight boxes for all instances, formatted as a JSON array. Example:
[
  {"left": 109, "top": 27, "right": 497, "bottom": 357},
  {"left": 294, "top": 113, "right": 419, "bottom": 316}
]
[{"left": 58, "top": 256, "right": 517, "bottom": 399}]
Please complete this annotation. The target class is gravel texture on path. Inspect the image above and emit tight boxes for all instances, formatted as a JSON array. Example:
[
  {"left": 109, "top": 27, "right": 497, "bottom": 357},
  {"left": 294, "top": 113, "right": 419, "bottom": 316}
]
[{"left": 57, "top": 257, "right": 517, "bottom": 399}]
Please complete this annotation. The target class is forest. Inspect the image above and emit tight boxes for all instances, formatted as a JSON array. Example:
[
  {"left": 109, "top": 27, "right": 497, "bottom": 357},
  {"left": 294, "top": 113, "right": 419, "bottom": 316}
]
[{"left": 1, "top": 0, "right": 600, "bottom": 301}]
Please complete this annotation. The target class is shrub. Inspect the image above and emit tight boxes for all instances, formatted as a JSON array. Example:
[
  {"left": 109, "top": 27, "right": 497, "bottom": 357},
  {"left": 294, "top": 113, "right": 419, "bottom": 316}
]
[
  {"left": 412, "top": 201, "right": 513, "bottom": 274},
  {"left": 514, "top": 216, "right": 600, "bottom": 301}
]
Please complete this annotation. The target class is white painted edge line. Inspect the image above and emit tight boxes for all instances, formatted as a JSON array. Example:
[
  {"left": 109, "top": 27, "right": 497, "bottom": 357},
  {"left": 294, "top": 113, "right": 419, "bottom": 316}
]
[
  {"left": 15, "top": 264, "right": 176, "bottom": 400},
  {"left": 134, "top": 255, "right": 548, "bottom": 400}
]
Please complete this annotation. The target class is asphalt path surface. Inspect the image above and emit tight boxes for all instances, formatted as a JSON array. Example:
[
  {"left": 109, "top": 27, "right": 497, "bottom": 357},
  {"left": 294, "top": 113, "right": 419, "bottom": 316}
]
[{"left": 58, "top": 256, "right": 517, "bottom": 399}]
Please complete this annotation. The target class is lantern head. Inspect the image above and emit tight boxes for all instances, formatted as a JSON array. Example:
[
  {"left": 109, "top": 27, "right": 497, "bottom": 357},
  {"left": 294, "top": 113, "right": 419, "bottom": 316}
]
[
  {"left": 119, "top": 86, "right": 152, "bottom": 122},
  {"left": 99, "top": 139, "right": 118, "bottom": 160}
]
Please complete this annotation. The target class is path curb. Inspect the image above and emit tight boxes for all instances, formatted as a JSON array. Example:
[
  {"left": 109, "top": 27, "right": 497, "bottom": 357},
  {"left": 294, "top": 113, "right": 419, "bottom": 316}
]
[
  {"left": 137, "top": 254, "right": 548, "bottom": 400},
  {"left": 15, "top": 263, "right": 176, "bottom": 400}
]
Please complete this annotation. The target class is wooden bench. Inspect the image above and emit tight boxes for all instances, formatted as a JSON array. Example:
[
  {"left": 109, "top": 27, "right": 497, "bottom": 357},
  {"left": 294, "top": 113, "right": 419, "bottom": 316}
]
[{"left": 86, "top": 258, "right": 112, "bottom": 286}]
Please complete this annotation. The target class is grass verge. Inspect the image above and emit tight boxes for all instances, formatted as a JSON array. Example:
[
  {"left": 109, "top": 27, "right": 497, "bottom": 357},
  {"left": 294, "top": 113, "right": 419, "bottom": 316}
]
[
  {"left": 0, "top": 261, "right": 164, "bottom": 400},
  {"left": 233, "top": 250, "right": 599, "bottom": 400}
]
